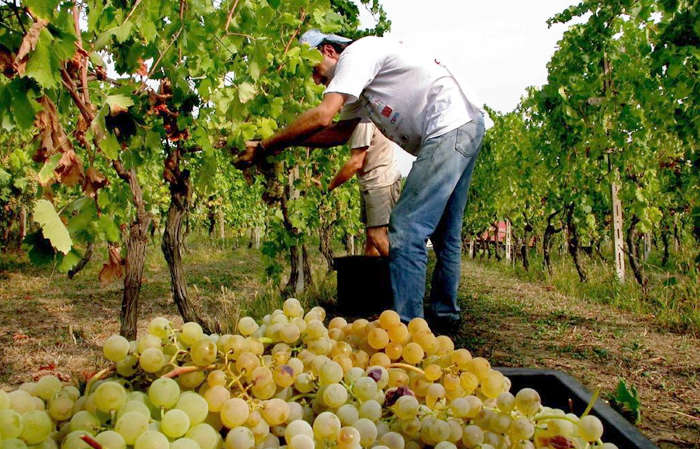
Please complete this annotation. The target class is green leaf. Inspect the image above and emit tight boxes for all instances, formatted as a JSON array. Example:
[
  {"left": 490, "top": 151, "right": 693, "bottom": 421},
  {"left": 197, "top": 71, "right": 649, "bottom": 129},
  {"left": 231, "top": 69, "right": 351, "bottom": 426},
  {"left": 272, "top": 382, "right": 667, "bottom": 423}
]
[
  {"left": 105, "top": 94, "right": 134, "bottom": 115},
  {"left": 57, "top": 249, "right": 82, "bottom": 273},
  {"left": 22, "top": 231, "right": 56, "bottom": 266},
  {"left": 268, "top": 0, "right": 281, "bottom": 8},
  {"left": 102, "top": 133, "right": 121, "bottom": 160},
  {"left": 8, "top": 79, "right": 42, "bottom": 130},
  {"left": 38, "top": 153, "right": 62, "bottom": 185},
  {"left": 24, "top": 0, "right": 60, "bottom": 19},
  {"left": 98, "top": 215, "right": 121, "bottom": 243},
  {"left": 25, "top": 29, "right": 60, "bottom": 89},
  {"left": 33, "top": 199, "right": 73, "bottom": 255},
  {"left": 0, "top": 168, "right": 10, "bottom": 185},
  {"left": 238, "top": 82, "right": 257, "bottom": 104}
]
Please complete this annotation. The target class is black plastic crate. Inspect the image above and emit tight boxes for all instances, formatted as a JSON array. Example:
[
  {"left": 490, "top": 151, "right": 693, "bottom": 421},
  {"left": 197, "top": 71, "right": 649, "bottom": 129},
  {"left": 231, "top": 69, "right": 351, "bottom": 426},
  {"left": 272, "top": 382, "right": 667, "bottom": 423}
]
[
  {"left": 333, "top": 256, "right": 393, "bottom": 315},
  {"left": 496, "top": 368, "right": 658, "bottom": 449}
]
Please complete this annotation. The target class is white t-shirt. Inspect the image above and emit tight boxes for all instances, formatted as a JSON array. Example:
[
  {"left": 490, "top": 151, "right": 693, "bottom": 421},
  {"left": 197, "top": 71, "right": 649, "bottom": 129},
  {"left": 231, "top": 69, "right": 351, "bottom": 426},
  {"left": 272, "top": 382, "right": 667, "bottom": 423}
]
[
  {"left": 325, "top": 36, "right": 483, "bottom": 156},
  {"left": 349, "top": 122, "right": 401, "bottom": 190}
]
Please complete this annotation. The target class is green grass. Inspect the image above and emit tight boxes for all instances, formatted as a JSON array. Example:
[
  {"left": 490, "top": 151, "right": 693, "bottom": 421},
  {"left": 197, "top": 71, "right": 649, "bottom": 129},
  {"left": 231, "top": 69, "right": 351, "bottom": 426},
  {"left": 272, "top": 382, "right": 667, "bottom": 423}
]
[{"left": 470, "top": 246, "right": 700, "bottom": 336}]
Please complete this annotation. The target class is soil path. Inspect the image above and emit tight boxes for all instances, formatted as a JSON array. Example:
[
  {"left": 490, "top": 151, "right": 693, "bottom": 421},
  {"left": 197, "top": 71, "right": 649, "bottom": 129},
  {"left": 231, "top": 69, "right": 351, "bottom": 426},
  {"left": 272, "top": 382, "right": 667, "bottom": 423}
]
[{"left": 453, "top": 260, "right": 700, "bottom": 448}]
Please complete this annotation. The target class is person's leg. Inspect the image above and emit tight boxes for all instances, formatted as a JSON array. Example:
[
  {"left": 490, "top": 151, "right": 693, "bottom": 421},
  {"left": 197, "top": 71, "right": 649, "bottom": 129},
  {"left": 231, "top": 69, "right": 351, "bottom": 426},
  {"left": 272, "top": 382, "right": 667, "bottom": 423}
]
[
  {"left": 429, "top": 116, "right": 485, "bottom": 321},
  {"left": 389, "top": 119, "right": 483, "bottom": 323},
  {"left": 367, "top": 226, "right": 389, "bottom": 256}
]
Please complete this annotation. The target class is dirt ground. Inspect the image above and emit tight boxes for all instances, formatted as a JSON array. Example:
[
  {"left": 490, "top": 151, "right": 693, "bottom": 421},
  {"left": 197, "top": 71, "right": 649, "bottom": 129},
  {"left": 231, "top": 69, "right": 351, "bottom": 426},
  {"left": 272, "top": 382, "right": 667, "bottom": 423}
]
[
  {"left": 454, "top": 260, "right": 700, "bottom": 448},
  {"left": 0, "top": 252, "right": 698, "bottom": 448}
]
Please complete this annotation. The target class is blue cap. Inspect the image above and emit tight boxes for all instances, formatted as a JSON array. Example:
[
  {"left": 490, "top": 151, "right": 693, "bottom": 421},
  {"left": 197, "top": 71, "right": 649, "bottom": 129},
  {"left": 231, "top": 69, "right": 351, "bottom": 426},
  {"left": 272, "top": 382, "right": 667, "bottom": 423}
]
[{"left": 299, "top": 29, "right": 352, "bottom": 48}]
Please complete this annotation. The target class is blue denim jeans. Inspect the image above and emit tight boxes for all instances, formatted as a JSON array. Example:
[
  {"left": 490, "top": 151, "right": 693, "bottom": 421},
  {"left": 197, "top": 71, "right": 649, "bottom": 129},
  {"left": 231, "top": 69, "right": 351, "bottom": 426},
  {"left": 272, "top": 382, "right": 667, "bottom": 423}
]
[{"left": 388, "top": 114, "right": 485, "bottom": 322}]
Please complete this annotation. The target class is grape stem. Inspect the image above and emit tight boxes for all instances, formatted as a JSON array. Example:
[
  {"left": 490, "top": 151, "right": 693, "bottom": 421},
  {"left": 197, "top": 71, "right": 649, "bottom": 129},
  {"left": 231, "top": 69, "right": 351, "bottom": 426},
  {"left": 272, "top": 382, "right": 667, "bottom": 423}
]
[
  {"left": 289, "top": 392, "right": 316, "bottom": 402},
  {"left": 84, "top": 367, "right": 114, "bottom": 395},
  {"left": 580, "top": 385, "right": 601, "bottom": 418},
  {"left": 388, "top": 363, "right": 425, "bottom": 376},
  {"left": 79, "top": 434, "right": 104, "bottom": 449},
  {"left": 161, "top": 364, "right": 216, "bottom": 379}
]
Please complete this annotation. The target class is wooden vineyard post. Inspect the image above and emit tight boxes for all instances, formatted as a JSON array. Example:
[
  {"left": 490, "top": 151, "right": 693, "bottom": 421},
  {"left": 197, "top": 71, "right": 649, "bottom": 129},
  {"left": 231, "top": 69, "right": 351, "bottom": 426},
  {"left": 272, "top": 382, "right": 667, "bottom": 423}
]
[
  {"left": 644, "top": 232, "right": 651, "bottom": 262},
  {"left": 611, "top": 182, "right": 625, "bottom": 282},
  {"left": 505, "top": 220, "right": 512, "bottom": 262},
  {"left": 469, "top": 237, "right": 475, "bottom": 259}
]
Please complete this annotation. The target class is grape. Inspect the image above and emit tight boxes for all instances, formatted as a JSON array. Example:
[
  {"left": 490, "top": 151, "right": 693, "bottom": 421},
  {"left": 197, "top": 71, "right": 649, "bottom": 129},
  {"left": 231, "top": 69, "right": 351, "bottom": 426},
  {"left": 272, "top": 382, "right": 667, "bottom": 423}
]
[
  {"left": 114, "top": 411, "right": 149, "bottom": 445},
  {"left": 170, "top": 437, "right": 201, "bottom": 449},
  {"left": 176, "top": 392, "right": 210, "bottom": 426},
  {"left": 352, "top": 377, "right": 378, "bottom": 402},
  {"left": 262, "top": 398, "right": 289, "bottom": 426},
  {"left": 402, "top": 343, "right": 424, "bottom": 365},
  {"left": 61, "top": 431, "right": 92, "bottom": 449},
  {"left": 285, "top": 419, "right": 314, "bottom": 443},
  {"left": 36, "top": 376, "right": 63, "bottom": 401},
  {"left": 93, "top": 381, "right": 127, "bottom": 413},
  {"left": 367, "top": 328, "right": 389, "bottom": 349},
  {"left": 352, "top": 418, "right": 377, "bottom": 447},
  {"left": 462, "top": 424, "right": 484, "bottom": 448},
  {"left": 313, "top": 411, "right": 341, "bottom": 440},
  {"left": 337, "top": 426, "right": 361, "bottom": 449},
  {"left": 147, "top": 317, "right": 171, "bottom": 339},
  {"left": 190, "top": 338, "right": 217, "bottom": 366},
  {"left": 515, "top": 388, "right": 541, "bottom": 416},
  {"left": 181, "top": 322, "right": 205, "bottom": 345},
  {"left": 322, "top": 383, "right": 348, "bottom": 408},
  {"left": 0, "top": 409, "right": 23, "bottom": 439},
  {"left": 510, "top": 417, "right": 535, "bottom": 440},
  {"left": 148, "top": 378, "right": 180, "bottom": 409},
  {"left": 116, "top": 400, "right": 151, "bottom": 420},
  {"left": 116, "top": 354, "right": 139, "bottom": 377},
  {"left": 186, "top": 424, "right": 220, "bottom": 449},
  {"left": 8, "top": 391, "right": 34, "bottom": 414},
  {"left": 238, "top": 317, "right": 259, "bottom": 336},
  {"left": 68, "top": 410, "right": 100, "bottom": 434},
  {"left": 138, "top": 347, "right": 165, "bottom": 373},
  {"left": 225, "top": 427, "right": 255, "bottom": 449},
  {"left": 103, "top": 335, "right": 130, "bottom": 362},
  {"left": 0, "top": 390, "right": 10, "bottom": 411},
  {"left": 94, "top": 431, "right": 127, "bottom": 449},
  {"left": 19, "top": 410, "right": 52, "bottom": 444},
  {"left": 48, "top": 395, "right": 74, "bottom": 421},
  {"left": 359, "top": 399, "right": 382, "bottom": 422},
  {"left": 134, "top": 430, "right": 169, "bottom": 449},
  {"left": 161, "top": 409, "right": 190, "bottom": 437},
  {"left": 578, "top": 415, "right": 604, "bottom": 442},
  {"left": 220, "top": 398, "right": 249, "bottom": 428},
  {"left": 288, "top": 434, "right": 314, "bottom": 449}
]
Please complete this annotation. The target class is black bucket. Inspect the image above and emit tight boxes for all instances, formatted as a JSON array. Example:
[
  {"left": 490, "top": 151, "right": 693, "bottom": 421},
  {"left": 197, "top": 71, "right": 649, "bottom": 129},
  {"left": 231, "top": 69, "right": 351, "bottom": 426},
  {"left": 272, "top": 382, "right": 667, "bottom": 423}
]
[
  {"left": 333, "top": 256, "right": 393, "bottom": 316},
  {"left": 496, "top": 368, "right": 658, "bottom": 449}
]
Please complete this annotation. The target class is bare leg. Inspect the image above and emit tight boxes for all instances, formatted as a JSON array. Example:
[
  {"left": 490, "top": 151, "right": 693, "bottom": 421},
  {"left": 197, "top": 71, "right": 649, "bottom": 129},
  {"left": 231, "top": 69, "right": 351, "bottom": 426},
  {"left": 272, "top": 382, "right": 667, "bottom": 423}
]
[{"left": 367, "top": 226, "right": 390, "bottom": 257}]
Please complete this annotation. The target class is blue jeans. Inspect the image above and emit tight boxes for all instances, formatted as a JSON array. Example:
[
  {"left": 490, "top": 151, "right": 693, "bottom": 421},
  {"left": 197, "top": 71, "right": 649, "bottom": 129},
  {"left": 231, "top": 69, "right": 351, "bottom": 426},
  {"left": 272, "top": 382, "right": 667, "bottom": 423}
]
[{"left": 388, "top": 114, "right": 485, "bottom": 322}]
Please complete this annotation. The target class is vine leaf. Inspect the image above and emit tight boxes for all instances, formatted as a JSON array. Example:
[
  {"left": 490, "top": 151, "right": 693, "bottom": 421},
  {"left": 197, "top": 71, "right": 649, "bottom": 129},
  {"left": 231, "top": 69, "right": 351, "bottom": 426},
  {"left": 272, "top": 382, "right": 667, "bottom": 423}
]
[
  {"left": 105, "top": 94, "right": 134, "bottom": 115},
  {"left": 13, "top": 19, "right": 49, "bottom": 75},
  {"left": 83, "top": 167, "right": 109, "bottom": 198},
  {"left": 24, "top": 28, "right": 60, "bottom": 88},
  {"left": 55, "top": 149, "right": 85, "bottom": 187},
  {"left": 99, "top": 246, "right": 124, "bottom": 286},
  {"left": 33, "top": 199, "right": 73, "bottom": 255},
  {"left": 238, "top": 82, "right": 257, "bottom": 103}
]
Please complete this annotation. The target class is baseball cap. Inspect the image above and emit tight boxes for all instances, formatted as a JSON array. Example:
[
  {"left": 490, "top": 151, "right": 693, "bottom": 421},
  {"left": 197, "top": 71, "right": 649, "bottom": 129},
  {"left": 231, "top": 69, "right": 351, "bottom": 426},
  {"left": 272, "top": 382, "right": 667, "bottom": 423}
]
[{"left": 299, "top": 29, "right": 352, "bottom": 48}]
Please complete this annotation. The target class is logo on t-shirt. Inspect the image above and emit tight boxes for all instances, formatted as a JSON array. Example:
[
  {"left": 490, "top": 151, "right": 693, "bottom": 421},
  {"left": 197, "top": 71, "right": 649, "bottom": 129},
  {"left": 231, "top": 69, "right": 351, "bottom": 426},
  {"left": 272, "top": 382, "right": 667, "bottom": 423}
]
[{"left": 381, "top": 106, "right": 393, "bottom": 117}]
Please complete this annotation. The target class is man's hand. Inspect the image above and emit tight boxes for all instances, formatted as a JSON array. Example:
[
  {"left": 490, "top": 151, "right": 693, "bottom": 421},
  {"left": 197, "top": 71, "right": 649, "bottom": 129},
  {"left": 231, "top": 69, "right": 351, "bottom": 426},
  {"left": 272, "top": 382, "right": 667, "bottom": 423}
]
[{"left": 233, "top": 140, "right": 263, "bottom": 170}]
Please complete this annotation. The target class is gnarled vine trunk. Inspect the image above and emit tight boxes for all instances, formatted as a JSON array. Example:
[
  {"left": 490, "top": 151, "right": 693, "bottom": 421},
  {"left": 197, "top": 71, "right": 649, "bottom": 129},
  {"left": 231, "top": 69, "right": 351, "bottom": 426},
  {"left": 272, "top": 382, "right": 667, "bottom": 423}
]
[
  {"left": 542, "top": 210, "right": 562, "bottom": 276},
  {"left": 626, "top": 214, "right": 648, "bottom": 292},
  {"left": 565, "top": 204, "right": 587, "bottom": 283},
  {"left": 114, "top": 161, "right": 152, "bottom": 340},
  {"left": 68, "top": 242, "right": 94, "bottom": 279}
]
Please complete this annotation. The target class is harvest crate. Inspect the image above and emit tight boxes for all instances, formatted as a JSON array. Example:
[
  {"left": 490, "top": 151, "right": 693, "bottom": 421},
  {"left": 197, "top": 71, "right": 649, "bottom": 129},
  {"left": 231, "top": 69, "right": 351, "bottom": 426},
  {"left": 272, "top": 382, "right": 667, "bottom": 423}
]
[
  {"left": 333, "top": 255, "right": 393, "bottom": 315},
  {"left": 497, "top": 368, "right": 658, "bottom": 449}
]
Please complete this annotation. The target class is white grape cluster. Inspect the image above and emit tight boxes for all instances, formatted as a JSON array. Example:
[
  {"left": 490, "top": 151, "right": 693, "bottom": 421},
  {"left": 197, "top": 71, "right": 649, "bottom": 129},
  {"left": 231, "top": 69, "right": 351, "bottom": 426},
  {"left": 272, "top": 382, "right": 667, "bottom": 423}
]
[{"left": 0, "top": 299, "right": 617, "bottom": 449}]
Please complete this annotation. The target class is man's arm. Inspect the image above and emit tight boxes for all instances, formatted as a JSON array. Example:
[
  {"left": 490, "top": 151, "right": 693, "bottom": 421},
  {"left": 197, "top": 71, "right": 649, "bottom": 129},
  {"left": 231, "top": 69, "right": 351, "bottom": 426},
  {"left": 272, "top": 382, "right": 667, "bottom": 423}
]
[
  {"left": 328, "top": 148, "right": 367, "bottom": 191},
  {"left": 235, "top": 93, "right": 347, "bottom": 167},
  {"left": 299, "top": 118, "right": 361, "bottom": 148}
]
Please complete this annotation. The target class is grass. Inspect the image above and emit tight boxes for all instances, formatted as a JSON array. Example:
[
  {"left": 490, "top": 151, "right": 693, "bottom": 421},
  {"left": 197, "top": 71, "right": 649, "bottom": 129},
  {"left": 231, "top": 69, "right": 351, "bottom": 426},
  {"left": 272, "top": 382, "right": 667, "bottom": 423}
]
[{"left": 470, "top": 246, "right": 700, "bottom": 336}]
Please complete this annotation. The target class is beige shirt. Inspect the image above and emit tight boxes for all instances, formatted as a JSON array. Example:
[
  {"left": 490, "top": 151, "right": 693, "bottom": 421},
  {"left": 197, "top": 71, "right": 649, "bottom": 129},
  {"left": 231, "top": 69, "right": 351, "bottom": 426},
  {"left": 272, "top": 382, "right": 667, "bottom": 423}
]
[{"left": 349, "top": 122, "right": 401, "bottom": 190}]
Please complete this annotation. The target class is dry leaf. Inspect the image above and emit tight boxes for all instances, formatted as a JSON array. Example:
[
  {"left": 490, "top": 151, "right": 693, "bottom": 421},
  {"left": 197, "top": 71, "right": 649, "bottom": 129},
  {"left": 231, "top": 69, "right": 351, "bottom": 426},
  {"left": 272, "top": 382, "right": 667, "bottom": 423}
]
[
  {"left": 99, "top": 245, "right": 124, "bottom": 286},
  {"left": 33, "top": 96, "right": 72, "bottom": 162},
  {"left": 83, "top": 167, "right": 109, "bottom": 198},
  {"left": 14, "top": 19, "right": 49, "bottom": 75},
  {"left": 0, "top": 47, "right": 16, "bottom": 77},
  {"left": 55, "top": 149, "right": 85, "bottom": 187}
]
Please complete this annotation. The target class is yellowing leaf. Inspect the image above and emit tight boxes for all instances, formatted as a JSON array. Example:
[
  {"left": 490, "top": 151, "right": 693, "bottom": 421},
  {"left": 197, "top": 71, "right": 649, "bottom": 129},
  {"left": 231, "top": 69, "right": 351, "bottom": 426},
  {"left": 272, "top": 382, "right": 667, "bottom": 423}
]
[
  {"left": 238, "top": 82, "right": 257, "bottom": 104},
  {"left": 105, "top": 94, "right": 134, "bottom": 116},
  {"left": 33, "top": 199, "right": 72, "bottom": 255}
]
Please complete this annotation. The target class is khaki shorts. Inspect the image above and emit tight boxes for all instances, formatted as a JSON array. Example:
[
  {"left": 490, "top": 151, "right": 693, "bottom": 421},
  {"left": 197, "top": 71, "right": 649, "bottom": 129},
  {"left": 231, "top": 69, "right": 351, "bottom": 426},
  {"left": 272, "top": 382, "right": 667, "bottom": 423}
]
[{"left": 360, "top": 178, "right": 402, "bottom": 228}]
